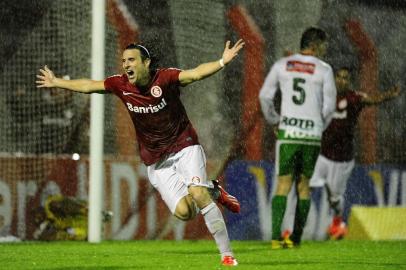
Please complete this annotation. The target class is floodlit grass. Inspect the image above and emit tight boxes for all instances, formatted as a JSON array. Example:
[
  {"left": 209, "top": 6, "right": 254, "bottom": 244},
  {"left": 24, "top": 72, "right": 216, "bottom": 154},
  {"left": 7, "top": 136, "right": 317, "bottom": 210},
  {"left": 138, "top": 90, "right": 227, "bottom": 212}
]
[{"left": 0, "top": 240, "right": 405, "bottom": 269}]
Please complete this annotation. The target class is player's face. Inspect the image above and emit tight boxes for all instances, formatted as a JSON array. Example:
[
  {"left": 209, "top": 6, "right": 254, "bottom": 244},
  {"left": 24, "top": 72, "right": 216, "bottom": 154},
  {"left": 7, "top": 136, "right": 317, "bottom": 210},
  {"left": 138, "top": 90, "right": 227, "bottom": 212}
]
[
  {"left": 335, "top": 69, "right": 351, "bottom": 93},
  {"left": 122, "top": 49, "right": 150, "bottom": 86}
]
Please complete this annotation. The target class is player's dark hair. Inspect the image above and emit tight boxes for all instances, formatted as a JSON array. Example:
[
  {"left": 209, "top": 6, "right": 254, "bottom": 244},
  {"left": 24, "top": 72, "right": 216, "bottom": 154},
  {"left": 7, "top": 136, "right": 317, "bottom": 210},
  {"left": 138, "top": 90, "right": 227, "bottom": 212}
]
[
  {"left": 300, "top": 27, "right": 327, "bottom": 50},
  {"left": 125, "top": 43, "right": 151, "bottom": 61},
  {"left": 124, "top": 43, "right": 158, "bottom": 74}
]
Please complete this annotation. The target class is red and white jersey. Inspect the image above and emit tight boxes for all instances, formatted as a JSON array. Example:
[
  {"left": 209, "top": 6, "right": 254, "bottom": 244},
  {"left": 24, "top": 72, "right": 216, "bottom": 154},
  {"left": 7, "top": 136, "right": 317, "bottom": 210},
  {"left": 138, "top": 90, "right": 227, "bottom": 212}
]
[
  {"left": 104, "top": 68, "right": 199, "bottom": 165},
  {"left": 321, "top": 90, "right": 364, "bottom": 161}
]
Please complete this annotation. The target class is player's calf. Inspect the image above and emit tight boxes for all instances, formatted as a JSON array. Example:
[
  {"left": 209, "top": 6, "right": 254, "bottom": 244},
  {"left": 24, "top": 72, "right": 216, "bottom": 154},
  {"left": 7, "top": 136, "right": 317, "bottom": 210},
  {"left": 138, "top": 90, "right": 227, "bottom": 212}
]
[{"left": 201, "top": 202, "right": 236, "bottom": 264}]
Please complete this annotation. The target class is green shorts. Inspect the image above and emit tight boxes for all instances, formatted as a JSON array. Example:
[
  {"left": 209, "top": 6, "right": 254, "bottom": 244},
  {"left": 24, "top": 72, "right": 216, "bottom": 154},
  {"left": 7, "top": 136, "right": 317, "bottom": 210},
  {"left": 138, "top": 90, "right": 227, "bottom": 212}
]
[{"left": 275, "top": 140, "right": 320, "bottom": 179}]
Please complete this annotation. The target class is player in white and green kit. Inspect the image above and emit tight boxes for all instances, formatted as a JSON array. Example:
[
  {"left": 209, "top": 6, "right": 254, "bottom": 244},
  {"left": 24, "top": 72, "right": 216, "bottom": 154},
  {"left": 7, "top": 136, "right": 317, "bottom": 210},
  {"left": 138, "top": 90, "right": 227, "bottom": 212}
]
[{"left": 259, "top": 27, "right": 336, "bottom": 248}]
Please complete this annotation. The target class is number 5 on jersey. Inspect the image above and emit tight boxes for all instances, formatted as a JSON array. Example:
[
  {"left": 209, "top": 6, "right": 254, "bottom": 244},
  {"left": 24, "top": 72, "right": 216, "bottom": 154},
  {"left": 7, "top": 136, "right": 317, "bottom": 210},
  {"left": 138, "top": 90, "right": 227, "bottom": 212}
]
[{"left": 292, "top": 78, "right": 306, "bottom": 105}]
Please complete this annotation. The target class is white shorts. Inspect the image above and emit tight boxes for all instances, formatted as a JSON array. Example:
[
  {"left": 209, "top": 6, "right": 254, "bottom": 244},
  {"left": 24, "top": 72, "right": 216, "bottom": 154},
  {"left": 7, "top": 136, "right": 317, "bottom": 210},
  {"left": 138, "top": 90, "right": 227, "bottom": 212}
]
[
  {"left": 147, "top": 145, "right": 213, "bottom": 214},
  {"left": 310, "top": 155, "right": 355, "bottom": 200}
]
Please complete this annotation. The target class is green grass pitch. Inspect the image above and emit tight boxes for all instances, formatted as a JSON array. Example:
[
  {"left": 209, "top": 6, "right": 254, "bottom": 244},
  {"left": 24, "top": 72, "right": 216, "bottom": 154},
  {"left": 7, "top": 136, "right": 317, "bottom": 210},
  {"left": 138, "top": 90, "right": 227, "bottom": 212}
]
[{"left": 1, "top": 240, "right": 405, "bottom": 269}]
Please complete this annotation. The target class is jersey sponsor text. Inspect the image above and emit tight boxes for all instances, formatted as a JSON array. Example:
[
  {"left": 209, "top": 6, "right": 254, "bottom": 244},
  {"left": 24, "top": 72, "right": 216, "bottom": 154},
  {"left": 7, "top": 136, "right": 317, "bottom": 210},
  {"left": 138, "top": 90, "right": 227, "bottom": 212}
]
[
  {"left": 126, "top": 98, "right": 167, "bottom": 114},
  {"left": 286, "top": 61, "right": 315, "bottom": 74},
  {"left": 281, "top": 116, "right": 315, "bottom": 129}
]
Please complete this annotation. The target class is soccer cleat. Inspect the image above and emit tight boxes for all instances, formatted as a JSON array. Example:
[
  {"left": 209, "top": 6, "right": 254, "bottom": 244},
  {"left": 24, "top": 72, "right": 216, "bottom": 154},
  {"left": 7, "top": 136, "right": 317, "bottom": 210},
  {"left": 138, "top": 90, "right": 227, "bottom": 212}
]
[
  {"left": 271, "top": 240, "right": 282, "bottom": 250},
  {"left": 271, "top": 239, "right": 294, "bottom": 250},
  {"left": 221, "top": 256, "right": 238, "bottom": 266},
  {"left": 272, "top": 230, "right": 294, "bottom": 250},
  {"left": 212, "top": 180, "right": 241, "bottom": 213},
  {"left": 327, "top": 216, "right": 347, "bottom": 240},
  {"left": 282, "top": 232, "right": 294, "bottom": 249}
]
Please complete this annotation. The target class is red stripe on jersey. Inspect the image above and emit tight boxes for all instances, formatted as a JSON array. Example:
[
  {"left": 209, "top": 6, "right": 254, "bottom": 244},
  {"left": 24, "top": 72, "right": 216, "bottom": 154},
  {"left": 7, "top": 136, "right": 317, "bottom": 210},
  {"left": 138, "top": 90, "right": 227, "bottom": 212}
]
[{"left": 286, "top": 61, "right": 315, "bottom": 74}]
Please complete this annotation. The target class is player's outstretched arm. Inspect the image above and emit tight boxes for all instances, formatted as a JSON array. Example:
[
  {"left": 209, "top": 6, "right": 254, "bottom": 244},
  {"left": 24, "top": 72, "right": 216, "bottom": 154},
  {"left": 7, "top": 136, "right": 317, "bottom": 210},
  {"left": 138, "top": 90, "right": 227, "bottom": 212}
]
[
  {"left": 179, "top": 39, "right": 245, "bottom": 86},
  {"left": 361, "top": 85, "right": 401, "bottom": 105},
  {"left": 36, "top": 65, "right": 106, "bottom": 94}
]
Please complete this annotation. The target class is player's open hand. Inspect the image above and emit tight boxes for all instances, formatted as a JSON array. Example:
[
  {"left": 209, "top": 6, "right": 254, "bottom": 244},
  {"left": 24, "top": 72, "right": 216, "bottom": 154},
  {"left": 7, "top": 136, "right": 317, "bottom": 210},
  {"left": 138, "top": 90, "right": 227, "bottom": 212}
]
[
  {"left": 222, "top": 39, "right": 245, "bottom": 65},
  {"left": 36, "top": 66, "right": 56, "bottom": 88}
]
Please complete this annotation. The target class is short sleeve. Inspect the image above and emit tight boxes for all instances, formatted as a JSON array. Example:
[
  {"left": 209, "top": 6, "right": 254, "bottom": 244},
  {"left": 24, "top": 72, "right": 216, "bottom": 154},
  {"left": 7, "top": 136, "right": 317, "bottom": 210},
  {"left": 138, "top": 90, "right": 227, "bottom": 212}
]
[
  {"left": 350, "top": 92, "right": 365, "bottom": 112},
  {"left": 104, "top": 75, "right": 122, "bottom": 94},
  {"left": 160, "top": 68, "right": 182, "bottom": 86}
]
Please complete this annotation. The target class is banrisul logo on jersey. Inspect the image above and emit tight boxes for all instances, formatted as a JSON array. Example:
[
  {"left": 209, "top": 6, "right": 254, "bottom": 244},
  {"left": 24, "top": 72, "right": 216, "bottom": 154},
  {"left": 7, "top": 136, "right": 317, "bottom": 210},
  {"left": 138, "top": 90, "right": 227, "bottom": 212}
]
[
  {"left": 126, "top": 99, "right": 167, "bottom": 114},
  {"left": 278, "top": 116, "right": 322, "bottom": 141}
]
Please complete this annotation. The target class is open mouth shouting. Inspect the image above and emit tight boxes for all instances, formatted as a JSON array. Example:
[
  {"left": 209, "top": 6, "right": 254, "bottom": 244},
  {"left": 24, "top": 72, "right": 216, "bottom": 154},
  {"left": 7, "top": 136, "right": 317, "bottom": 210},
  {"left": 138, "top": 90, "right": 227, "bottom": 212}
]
[{"left": 126, "top": 69, "right": 135, "bottom": 79}]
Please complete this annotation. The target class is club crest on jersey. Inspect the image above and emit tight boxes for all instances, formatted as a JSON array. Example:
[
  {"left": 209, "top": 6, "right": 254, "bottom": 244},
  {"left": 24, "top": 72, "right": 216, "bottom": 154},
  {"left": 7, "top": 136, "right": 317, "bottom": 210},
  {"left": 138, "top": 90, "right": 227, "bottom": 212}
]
[
  {"left": 191, "top": 176, "right": 201, "bottom": 184},
  {"left": 151, "top": 86, "right": 162, "bottom": 97}
]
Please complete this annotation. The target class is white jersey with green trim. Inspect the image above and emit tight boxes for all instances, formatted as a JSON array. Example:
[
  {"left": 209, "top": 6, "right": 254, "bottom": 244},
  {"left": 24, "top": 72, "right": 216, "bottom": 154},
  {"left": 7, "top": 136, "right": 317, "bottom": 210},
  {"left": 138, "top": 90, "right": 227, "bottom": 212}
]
[{"left": 259, "top": 53, "right": 336, "bottom": 141}]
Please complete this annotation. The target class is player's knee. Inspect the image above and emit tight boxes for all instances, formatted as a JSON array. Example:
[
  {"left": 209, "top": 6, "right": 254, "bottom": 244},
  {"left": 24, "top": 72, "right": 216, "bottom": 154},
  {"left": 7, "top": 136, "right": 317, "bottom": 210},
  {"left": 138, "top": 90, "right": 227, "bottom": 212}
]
[
  {"left": 275, "top": 177, "right": 293, "bottom": 195},
  {"left": 174, "top": 198, "right": 197, "bottom": 221},
  {"left": 174, "top": 206, "right": 193, "bottom": 221},
  {"left": 297, "top": 186, "right": 310, "bottom": 198},
  {"left": 174, "top": 212, "right": 192, "bottom": 221},
  {"left": 297, "top": 175, "right": 310, "bottom": 198}
]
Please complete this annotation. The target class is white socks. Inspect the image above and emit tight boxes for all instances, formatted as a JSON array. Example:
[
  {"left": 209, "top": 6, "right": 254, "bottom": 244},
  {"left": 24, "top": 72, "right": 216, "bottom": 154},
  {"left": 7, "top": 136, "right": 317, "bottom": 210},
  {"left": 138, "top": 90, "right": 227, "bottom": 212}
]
[{"left": 200, "top": 202, "right": 233, "bottom": 258}]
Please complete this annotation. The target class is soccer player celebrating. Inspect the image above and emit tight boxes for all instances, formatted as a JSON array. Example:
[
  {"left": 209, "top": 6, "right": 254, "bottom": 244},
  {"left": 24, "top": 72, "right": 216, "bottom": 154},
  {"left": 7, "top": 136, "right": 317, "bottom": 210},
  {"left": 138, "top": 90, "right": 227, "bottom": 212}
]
[
  {"left": 36, "top": 39, "right": 244, "bottom": 266},
  {"left": 259, "top": 27, "right": 337, "bottom": 249},
  {"left": 310, "top": 67, "right": 401, "bottom": 239}
]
